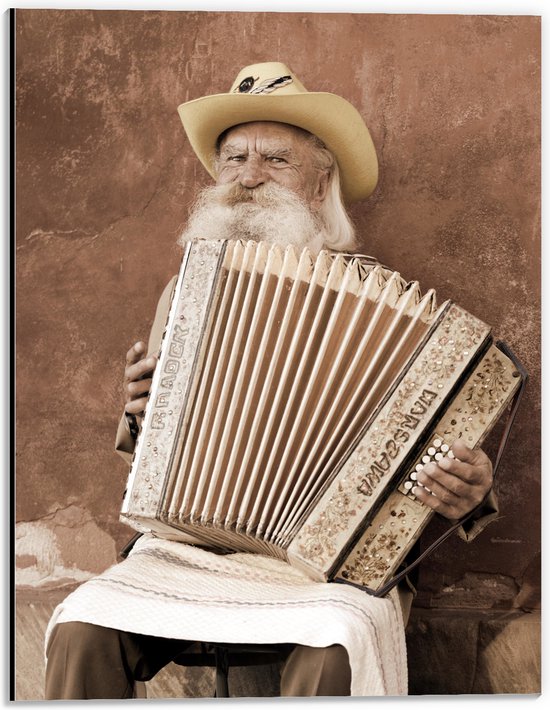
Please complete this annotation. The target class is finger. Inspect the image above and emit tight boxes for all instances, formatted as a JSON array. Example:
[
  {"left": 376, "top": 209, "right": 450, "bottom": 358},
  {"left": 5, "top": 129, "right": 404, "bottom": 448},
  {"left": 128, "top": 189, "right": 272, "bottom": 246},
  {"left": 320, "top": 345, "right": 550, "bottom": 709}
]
[
  {"left": 417, "top": 463, "right": 471, "bottom": 498},
  {"left": 125, "top": 396, "right": 149, "bottom": 416},
  {"left": 126, "top": 341, "right": 146, "bottom": 366},
  {"left": 435, "top": 455, "right": 488, "bottom": 486},
  {"left": 449, "top": 439, "right": 488, "bottom": 466},
  {"left": 124, "top": 355, "right": 158, "bottom": 384},
  {"left": 411, "top": 485, "right": 463, "bottom": 520},
  {"left": 126, "top": 378, "right": 153, "bottom": 401}
]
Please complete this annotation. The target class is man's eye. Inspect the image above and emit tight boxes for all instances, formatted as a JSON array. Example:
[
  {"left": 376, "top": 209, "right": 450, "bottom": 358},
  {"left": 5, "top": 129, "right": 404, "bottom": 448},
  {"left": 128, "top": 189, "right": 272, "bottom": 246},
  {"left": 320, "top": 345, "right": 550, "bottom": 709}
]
[
  {"left": 227, "top": 155, "right": 245, "bottom": 162},
  {"left": 267, "top": 155, "right": 287, "bottom": 165}
]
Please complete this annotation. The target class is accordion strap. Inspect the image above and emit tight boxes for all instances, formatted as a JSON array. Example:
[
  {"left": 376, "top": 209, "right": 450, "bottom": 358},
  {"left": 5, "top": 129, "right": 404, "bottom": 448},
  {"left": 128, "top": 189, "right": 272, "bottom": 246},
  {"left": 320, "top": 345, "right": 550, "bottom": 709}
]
[{"left": 369, "top": 341, "right": 528, "bottom": 598}]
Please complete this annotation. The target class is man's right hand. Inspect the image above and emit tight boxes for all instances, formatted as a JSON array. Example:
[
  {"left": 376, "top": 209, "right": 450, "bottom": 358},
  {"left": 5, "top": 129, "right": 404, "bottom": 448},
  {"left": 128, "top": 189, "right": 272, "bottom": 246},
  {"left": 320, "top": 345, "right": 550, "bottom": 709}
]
[{"left": 124, "top": 341, "right": 158, "bottom": 416}]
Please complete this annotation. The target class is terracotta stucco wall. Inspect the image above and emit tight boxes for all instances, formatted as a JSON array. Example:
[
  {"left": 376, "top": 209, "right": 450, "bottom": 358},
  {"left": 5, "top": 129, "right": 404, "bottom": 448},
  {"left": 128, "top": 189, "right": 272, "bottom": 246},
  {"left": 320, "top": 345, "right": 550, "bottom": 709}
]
[{"left": 15, "top": 10, "right": 540, "bottom": 609}]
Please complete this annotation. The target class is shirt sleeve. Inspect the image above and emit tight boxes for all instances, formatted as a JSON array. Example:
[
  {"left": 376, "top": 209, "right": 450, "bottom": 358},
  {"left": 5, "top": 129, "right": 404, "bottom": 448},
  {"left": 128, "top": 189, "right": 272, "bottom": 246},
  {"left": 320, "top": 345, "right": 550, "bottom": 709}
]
[{"left": 457, "top": 488, "right": 499, "bottom": 542}]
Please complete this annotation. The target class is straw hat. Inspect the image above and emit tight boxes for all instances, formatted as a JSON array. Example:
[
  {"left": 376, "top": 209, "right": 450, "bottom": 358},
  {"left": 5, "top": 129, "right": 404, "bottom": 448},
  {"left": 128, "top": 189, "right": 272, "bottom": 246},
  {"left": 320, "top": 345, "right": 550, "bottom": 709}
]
[{"left": 177, "top": 61, "right": 378, "bottom": 203}]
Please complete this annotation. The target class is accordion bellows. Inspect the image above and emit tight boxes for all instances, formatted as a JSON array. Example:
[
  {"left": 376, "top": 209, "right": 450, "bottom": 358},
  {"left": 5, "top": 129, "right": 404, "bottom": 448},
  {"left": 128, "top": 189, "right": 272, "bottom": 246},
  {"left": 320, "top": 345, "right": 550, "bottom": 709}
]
[{"left": 121, "top": 239, "right": 522, "bottom": 593}]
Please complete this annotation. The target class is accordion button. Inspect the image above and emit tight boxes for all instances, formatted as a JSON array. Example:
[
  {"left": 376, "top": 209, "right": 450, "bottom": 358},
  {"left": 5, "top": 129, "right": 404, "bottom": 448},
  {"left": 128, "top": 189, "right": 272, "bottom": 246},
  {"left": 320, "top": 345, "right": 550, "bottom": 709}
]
[
  {"left": 404, "top": 481, "right": 413, "bottom": 490},
  {"left": 410, "top": 472, "right": 417, "bottom": 481},
  {"left": 416, "top": 464, "right": 423, "bottom": 472},
  {"left": 433, "top": 439, "right": 442, "bottom": 448},
  {"left": 427, "top": 447, "right": 436, "bottom": 456},
  {"left": 441, "top": 444, "right": 450, "bottom": 452}
]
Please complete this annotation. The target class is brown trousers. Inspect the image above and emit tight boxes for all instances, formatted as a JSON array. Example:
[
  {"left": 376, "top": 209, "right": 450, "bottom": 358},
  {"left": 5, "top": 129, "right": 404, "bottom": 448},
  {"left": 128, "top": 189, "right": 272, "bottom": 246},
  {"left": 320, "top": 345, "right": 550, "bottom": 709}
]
[{"left": 45, "top": 622, "right": 352, "bottom": 699}]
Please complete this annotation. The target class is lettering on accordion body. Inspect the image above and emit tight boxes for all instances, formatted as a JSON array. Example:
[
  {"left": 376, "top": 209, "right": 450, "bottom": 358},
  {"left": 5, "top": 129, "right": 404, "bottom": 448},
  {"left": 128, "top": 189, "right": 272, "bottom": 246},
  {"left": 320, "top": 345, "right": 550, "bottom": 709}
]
[
  {"left": 151, "top": 412, "right": 167, "bottom": 430},
  {"left": 148, "top": 323, "right": 190, "bottom": 429},
  {"left": 160, "top": 374, "right": 176, "bottom": 390},
  {"left": 357, "top": 389, "right": 438, "bottom": 497},
  {"left": 171, "top": 322, "right": 190, "bottom": 346},
  {"left": 155, "top": 392, "right": 171, "bottom": 408},
  {"left": 121, "top": 239, "right": 227, "bottom": 521},
  {"left": 164, "top": 359, "right": 180, "bottom": 374}
]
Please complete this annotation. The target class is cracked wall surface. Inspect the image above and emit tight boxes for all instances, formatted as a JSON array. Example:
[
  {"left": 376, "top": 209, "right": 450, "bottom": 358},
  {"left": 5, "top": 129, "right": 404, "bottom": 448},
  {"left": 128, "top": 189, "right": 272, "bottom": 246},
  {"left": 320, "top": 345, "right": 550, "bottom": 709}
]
[
  {"left": 15, "top": 10, "right": 540, "bottom": 608},
  {"left": 15, "top": 505, "right": 117, "bottom": 588}
]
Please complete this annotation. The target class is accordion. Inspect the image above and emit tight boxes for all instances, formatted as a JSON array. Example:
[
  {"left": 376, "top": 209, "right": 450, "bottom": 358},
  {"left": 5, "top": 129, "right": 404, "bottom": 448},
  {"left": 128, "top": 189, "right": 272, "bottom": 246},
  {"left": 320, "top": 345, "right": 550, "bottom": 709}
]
[{"left": 120, "top": 239, "right": 525, "bottom": 595}]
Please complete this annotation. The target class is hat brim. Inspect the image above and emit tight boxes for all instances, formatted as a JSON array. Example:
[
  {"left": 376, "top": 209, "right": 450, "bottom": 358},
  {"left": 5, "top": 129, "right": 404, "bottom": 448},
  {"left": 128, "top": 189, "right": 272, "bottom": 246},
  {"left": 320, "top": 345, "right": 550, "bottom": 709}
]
[{"left": 177, "top": 92, "right": 378, "bottom": 203}]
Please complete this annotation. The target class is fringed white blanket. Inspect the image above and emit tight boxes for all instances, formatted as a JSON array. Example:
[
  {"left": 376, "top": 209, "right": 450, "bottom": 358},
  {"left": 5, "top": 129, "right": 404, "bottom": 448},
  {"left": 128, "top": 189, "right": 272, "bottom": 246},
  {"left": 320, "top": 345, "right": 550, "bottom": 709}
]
[{"left": 45, "top": 534, "right": 408, "bottom": 696}]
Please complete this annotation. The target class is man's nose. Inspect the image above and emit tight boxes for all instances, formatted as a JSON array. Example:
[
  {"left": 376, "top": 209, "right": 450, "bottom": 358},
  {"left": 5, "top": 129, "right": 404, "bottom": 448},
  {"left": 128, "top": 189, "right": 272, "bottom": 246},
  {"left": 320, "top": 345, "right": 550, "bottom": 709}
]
[{"left": 238, "top": 158, "right": 267, "bottom": 189}]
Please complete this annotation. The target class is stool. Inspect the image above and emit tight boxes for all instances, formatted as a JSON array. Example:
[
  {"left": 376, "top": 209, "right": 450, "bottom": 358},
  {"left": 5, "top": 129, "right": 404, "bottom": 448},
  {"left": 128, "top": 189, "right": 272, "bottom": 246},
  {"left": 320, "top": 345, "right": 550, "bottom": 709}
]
[{"left": 172, "top": 641, "right": 290, "bottom": 697}]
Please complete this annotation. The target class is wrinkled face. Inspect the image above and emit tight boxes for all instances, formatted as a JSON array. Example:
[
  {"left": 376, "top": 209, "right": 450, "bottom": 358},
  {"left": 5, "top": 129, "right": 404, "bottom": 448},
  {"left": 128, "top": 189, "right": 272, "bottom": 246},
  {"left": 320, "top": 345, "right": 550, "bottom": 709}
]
[{"left": 215, "top": 122, "right": 329, "bottom": 211}]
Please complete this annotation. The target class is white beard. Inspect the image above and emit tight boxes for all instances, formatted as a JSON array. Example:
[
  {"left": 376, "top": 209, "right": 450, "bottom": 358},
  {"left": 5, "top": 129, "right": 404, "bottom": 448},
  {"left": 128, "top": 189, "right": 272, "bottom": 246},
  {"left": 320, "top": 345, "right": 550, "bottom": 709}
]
[{"left": 177, "top": 182, "right": 326, "bottom": 255}]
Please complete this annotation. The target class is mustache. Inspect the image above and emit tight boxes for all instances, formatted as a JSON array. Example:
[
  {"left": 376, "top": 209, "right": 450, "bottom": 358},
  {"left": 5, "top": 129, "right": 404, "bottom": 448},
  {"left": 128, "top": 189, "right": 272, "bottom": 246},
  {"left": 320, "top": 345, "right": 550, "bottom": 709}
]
[{"left": 198, "top": 182, "right": 303, "bottom": 209}]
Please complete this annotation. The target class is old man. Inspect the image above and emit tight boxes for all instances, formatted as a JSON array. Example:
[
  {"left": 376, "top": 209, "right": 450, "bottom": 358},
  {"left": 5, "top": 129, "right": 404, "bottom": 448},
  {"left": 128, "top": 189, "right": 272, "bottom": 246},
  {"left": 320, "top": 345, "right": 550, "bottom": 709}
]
[{"left": 44, "top": 62, "right": 496, "bottom": 699}]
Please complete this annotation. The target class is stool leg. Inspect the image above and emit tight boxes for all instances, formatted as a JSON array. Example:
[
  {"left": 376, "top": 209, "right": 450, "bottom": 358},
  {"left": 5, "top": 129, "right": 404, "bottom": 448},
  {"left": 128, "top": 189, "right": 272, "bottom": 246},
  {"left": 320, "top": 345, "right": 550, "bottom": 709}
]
[{"left": 214, "top": 647, "right": 230, "bottom": 698}]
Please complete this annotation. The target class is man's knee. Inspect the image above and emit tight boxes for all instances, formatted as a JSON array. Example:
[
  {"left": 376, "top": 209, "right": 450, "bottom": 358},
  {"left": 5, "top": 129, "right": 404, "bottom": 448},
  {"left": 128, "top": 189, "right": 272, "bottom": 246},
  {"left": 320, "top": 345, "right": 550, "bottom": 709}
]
[
  {"left": 45, "top": 622, "right": 135, "bottom": 700},
  {"left": 47, "top": 621, "right": 119, "bottom": 660},
  {"left": 281, "top": 644, "right": 351, "bottom": 696}
]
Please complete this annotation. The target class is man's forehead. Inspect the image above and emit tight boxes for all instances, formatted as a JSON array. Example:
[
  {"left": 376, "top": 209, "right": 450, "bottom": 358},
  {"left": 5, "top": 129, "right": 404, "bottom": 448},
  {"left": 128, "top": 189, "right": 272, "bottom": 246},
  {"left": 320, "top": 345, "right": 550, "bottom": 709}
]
[{"left": 219, "top": 121, "right": 312, "bottom": 149}]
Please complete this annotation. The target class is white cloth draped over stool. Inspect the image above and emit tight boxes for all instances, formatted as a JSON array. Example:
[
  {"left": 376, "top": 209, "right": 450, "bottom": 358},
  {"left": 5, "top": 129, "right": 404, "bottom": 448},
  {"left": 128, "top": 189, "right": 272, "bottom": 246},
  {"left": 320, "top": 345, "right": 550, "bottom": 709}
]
[{"left": 45, "top": 534, "right": 408, "bottom": 696}]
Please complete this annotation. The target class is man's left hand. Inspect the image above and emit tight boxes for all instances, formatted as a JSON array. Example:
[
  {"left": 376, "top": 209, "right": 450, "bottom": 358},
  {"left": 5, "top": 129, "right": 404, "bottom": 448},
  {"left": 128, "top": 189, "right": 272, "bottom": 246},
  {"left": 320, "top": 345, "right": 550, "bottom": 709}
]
[{"left": 412, "top": 439, "right": 493, "bottom": 521}]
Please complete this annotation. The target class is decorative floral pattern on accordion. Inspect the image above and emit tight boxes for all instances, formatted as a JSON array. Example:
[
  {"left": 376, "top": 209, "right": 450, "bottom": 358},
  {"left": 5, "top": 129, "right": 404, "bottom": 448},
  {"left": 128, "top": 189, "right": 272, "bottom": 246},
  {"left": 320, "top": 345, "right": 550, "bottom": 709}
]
[{"left": 296, "top": 481, "right": 358, "bottom": 562}]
